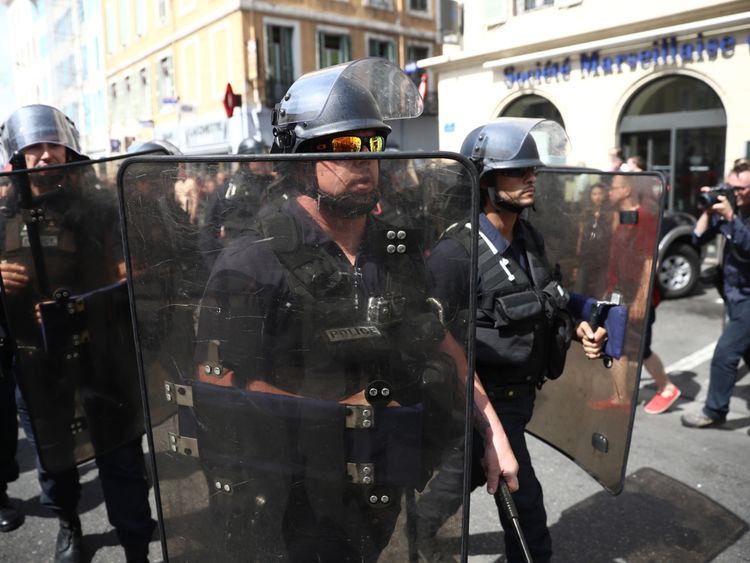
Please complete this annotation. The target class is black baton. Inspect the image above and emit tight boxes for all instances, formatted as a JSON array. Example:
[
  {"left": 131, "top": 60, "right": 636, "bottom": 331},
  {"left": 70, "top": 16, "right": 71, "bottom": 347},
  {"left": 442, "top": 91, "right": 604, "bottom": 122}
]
[{"left": 498, "top": 480, "right": 534, "bottom": 563}]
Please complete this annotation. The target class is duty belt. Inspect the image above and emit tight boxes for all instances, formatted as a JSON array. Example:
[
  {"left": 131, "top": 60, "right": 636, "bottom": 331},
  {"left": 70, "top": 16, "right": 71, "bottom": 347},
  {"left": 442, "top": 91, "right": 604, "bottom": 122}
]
[{"left": 485, "top": 381, "right": 536, "bottom": 401}]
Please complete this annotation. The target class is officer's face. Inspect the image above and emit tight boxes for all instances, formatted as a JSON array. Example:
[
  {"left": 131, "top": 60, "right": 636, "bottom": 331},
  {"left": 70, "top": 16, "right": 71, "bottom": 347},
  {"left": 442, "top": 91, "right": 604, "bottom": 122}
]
[
  {"left": 23, "top": 142, "right": 67, "bottom": 169},
  {"left": 488, "top": 166, "right": 537, "bottom": 208},
  {"left": 314, "top": 129, "right": 379, "bottom": 198}
]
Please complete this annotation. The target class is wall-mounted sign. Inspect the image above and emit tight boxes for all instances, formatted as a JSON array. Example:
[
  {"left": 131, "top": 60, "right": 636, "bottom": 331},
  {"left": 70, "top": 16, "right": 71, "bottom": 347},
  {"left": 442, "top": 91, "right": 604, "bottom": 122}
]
[
  {"left": 503, "top": 32, "right": 744, "bottom": 88},
  {"left": 185, "top": 119, "right": 227, "bottom": 148}
]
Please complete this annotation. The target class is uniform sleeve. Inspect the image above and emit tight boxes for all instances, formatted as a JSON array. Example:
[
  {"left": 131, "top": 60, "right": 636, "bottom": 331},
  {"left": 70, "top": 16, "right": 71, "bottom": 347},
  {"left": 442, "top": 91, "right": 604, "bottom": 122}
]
[
  {"left": 194, "top": 238, "right": 286, "bottom": 387},
  {"left": 426, "top": 237, "right": 472, "bottom": 330}
]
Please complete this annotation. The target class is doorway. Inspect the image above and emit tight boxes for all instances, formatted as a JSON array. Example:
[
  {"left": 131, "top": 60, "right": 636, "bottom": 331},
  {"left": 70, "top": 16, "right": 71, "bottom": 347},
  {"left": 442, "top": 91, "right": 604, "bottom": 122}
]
[{"left": 619, "top": 76, "right": 726, "bottom": 214}]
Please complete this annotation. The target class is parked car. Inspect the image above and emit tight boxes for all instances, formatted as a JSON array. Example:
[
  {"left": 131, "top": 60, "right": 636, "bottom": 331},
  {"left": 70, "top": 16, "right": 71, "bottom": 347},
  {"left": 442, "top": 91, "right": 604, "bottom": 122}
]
[{"left": 656, "top": 210, "right": 704, "bottom": 299}]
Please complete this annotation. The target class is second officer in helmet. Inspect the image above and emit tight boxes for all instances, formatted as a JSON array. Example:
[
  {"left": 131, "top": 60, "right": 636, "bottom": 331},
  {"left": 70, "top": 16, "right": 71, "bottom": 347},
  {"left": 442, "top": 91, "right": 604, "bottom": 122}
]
[
  {"left": 418, "top": 118, "right": 608, "bottom": 562},
  {"left": 0, "top": 105, "right": 155, "bottom": 563},
  {"left": 191, "top": 58, "right": 518, "bottom": 561}
]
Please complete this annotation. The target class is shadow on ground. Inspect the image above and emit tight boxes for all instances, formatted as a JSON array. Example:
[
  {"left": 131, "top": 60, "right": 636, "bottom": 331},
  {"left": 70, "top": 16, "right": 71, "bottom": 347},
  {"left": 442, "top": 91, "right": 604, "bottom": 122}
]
[{"left": 464, "top": 467, "right": 747, "bottom": 562}]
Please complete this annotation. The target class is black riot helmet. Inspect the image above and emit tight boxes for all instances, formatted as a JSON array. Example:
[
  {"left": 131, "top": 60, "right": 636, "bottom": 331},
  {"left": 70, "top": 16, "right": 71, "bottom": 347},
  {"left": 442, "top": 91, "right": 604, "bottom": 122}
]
[
  {"left": 460, "top": 117, "right": 570, "bottom": 212},
  {"left": 127, "top": 139, "right": 182, "bottom": 155},
  {"left": 236, "top": 137, "right": 264, "bottom": 155},
  {"left": 271, "top": 57, "right": 423, "bottom": 154},
  {"left": 0, "top": 104, "right": 85, "bottom": 165}
]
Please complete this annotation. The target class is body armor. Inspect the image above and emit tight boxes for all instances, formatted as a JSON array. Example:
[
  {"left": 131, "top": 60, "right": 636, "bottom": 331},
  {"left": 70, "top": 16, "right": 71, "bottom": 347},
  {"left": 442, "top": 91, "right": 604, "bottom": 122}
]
[
  {"left": 0, "top": 159, "right": 144, "bottom": 473},
  {"left": 162, "top": 202, "right": 459, "bottom": 561},
  {"left": 447, "top": 218, "right": 572, "bottom": 390}
]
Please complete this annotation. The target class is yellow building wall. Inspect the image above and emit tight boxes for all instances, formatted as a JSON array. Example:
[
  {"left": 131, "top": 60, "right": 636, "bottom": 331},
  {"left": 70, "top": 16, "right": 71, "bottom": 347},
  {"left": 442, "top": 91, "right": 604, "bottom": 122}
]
[{"left": 102, "top": 0, "right": 439, "bottom": 150}]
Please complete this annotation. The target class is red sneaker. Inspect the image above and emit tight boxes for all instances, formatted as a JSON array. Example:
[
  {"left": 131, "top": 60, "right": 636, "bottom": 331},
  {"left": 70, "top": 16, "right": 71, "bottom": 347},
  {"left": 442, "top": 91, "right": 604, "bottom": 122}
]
[
  {"left": 589, "top": 399, "right": 631, "bottom": 411},
  {"left": 644, "top": 384, "right": 681, "bottom": 414}
]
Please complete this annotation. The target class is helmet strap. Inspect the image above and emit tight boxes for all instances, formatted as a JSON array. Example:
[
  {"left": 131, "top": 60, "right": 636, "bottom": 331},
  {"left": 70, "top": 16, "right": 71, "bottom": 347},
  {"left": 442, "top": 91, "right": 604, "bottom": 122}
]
[
  {"left": 488, "top": 186, "right": 525, "bottom": 214},
  {"left": 301, "top": 163, "right": 379, "bottom": 218},
  {"left": 315, "top": 187, "right": 380, "bottom": 218}
]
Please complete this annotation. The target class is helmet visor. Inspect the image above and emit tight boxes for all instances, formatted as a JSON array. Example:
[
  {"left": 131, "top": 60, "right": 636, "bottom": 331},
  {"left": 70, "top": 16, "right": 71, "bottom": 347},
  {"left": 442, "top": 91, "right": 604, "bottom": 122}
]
[
  {"left": 274, "top": 57, "right": 424, "bottom": 128},
  {"left": 528, "top": 119, "right": 570, "bottom": 166},
  {"left": 1, "top": 105, "right": 81, "bottom": 164},
  {"left": 477, "top": 117, "right": 570, "bottom": 170}
]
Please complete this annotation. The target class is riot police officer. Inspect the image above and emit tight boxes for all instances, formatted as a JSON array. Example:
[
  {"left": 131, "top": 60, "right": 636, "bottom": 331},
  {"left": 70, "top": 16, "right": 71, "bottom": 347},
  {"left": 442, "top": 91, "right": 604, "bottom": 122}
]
[
  {"left": 0, "top": 105, "right": 154, "bottom": 563},
  {"left": 198, "top": 136, "right": 277, "bottom": 268},
  {"left": 419, "top": 118, "right": 608, "bottom": 562},
  {"left": 184, "top": 58, "right": 518, "bottom": 562}
]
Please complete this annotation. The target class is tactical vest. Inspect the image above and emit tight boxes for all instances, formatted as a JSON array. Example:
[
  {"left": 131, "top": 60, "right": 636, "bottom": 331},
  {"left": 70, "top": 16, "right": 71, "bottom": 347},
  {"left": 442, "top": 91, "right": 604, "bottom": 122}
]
[
  {"left": 447, "top": 218, "right": 572, "bottom": 393},
  {"left": 182, "top": 206, "right": 458, "bottom": 498},
  {"left": 1, "top": 201, "right": 81, "bottom": 345}
]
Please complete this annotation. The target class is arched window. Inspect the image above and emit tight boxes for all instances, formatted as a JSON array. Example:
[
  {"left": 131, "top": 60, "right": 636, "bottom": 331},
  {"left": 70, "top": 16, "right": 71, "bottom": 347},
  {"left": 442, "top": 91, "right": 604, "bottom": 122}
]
[
  {"left": 619, "top": 76, "right": 726, "bottom": 213},
  {"left": 501, "top": 94, "right": 565, "bottom": 129}
]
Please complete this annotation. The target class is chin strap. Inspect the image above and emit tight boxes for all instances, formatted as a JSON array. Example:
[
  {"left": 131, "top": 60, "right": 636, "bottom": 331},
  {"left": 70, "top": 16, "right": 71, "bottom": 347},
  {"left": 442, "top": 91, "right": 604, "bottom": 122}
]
[
  {"left": 315, "top": 189, "right": 380, "bottom": 218},
  {"left": 298, "top": 168, "right": 378, "bottom": 218},
  {"left": 488, "top": 188, "right": 525, "bottom": 214}
]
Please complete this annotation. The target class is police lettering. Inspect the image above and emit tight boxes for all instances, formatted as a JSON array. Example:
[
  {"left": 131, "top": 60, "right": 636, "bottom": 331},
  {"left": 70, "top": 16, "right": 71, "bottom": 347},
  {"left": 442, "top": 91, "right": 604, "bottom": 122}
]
[{"left": 325, "top": 326, "right": 382, "bottom": 343}]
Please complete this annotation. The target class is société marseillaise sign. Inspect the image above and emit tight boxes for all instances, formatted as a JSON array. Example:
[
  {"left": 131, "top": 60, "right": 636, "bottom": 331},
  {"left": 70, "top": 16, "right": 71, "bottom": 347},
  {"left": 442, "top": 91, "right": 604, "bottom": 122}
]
[{"left": 503, "top": 32, "right": 746, "bottom": 88}]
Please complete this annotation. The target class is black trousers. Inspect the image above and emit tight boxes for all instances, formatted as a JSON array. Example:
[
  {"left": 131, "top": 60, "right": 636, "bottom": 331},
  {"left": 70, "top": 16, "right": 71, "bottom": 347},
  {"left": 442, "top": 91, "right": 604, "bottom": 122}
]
[
  {"left": 490, "top": 394, "right": 552, "bottom": 563},
  {"left": 15, "top": 385, "right": 154, "bottom": 546},
  {"left": 415, "top": 393, "right": 551, "bottom": 563},
  {"left": 0, "top": 372, "right": 19, "bottom": 492}
]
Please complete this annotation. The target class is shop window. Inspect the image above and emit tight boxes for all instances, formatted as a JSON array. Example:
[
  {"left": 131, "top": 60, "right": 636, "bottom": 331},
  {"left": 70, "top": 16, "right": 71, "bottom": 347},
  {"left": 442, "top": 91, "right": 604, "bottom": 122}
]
[{"left": 501, "top": 94, "right": 565, "bottom": 128}]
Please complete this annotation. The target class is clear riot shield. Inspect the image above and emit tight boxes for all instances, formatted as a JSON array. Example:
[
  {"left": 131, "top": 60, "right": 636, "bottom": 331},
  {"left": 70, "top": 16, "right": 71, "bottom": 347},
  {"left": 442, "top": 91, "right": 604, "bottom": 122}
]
[
  {"left": 528, "top": 169, "right": 665, "bottom": 494},
  {"left": 118, "top": 152, "right": 479, "bottom": 562},
  {"left": 0, "top": 154, "right": 148, "bottom": 473}
]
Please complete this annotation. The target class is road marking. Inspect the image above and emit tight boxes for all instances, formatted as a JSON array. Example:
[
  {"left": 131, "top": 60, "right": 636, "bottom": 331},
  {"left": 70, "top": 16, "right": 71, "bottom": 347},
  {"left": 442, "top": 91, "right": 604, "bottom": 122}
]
[{"left": 665, "top": 341, "right": 717, "bottom": 373}]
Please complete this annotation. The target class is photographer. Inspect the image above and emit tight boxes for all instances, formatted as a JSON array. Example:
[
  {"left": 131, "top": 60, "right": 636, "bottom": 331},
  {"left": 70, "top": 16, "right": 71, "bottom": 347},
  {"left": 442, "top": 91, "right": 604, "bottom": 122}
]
[{"left": 682, "top": 160, "right": 750, "bottom": 428}]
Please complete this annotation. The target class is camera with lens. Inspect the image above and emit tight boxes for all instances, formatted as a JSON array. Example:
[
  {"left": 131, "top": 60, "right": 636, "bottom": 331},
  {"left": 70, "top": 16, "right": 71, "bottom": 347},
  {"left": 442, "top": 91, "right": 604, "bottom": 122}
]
[{"left": 697, "top": 183, "right": 735, "bottom": 211}]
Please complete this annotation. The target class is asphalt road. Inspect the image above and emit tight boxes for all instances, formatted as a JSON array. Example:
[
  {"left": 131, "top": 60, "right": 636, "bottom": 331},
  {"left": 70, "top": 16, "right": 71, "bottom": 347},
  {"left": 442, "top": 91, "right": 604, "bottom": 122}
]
[
  {"left": 468, "top": 283, "right": 750, "bottom": 562},
  {"left": 0, "top": 282, "right": 747, "bottom": 562}
]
